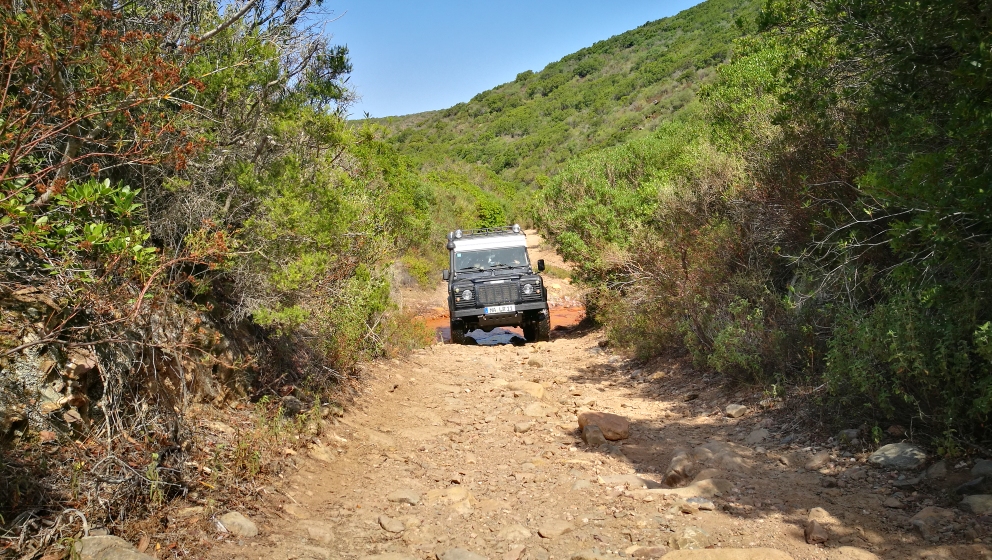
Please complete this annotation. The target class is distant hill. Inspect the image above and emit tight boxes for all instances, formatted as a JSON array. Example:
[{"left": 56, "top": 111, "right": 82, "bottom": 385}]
[{"left": 378, "top": 0, "right": 759, "bottom": 185}]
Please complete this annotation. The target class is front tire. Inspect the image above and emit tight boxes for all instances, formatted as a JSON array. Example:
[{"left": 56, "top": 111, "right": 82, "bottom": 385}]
[
  {"left": 535, "top": 313, "right": 551, "bottom": 342},
  {"left": 450, "top": 320, "right": 467, "bottom": 344}
]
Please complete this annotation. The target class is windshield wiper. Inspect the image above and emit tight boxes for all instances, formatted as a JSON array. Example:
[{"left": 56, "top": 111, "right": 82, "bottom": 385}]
[{"left": 456, "top": 265, "right": 484, "bottom": 272}]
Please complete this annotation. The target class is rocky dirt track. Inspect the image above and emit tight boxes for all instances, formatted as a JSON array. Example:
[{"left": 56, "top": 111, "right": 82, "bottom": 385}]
[{"left": 202, "top": 324, "right": 992, "bottom": 560}]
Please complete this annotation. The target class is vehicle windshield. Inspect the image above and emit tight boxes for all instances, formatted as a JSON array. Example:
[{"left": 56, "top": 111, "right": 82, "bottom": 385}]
[{"left": 454, "top": 247, "right": 529, "bottom": 272}]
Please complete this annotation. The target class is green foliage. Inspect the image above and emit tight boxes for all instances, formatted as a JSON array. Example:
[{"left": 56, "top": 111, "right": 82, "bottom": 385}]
[{"left": 378, "top": 0, "right": 760, "bottom": 186}]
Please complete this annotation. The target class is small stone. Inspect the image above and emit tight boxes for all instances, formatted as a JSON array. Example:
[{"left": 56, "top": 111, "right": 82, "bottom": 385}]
[
  {"left": 217, "top": 511, "right": 258, "bottom": 537},
  {"left": 379, "top": 515, "right": 405, "bottom": 533},
  {"left": 504, "top": 544, "right": 526, "bottom": 560},
  {"left": 306, "top": 522, "right": 335, "bottom": 544},
  {"left": 577, "top": 411, "right": 629, "bottom": 440},
  {"left": 571, "top": 551, "right": 609, "bottom": 560},
  {"left": 514, "top": 422, "right": 533, "bottom": 434},
  {"left": 506, "top": 381, "right": 545, "bottom": 399},
  {"left": 582, "top": 425, "right": 608, "bottom": 447},
  {"left": 804, "top": 520, "right": 828, "bottom": 544},
  {"left": 528, "top": 359, "right": 543, "bottom": 368},
  {"left": 38, "top": 430, "right": 57, "bottom": 443},
  {"left": 686, "top": 497, "right": 715, "bottom": 511},
  {"left": 972, "top": 459, "right": 992, "bottom": 478},
  {"left": 960, "top": 495, "right": 992, "bottom": 515},
  {"left": 882, "top": 497, "right": 904, "bottom": 509},
  {"left": 437, "top": 548, "right": 487, "bottom": 560},
  {"left": 926, "top": 460, "right": 948, "bottom": 480},
  {"left": 281, "top": 395, "right": 306, "bottom": 416},
  {"left": 671, "top": 526, "right": 713, "bottom": 550},
  {"left": 497, "top": 523, "right": 532, "bottom": 541},
  {"left": 73, "top": 536, "right": 154, "bottom": 560},
  {"left": 746, "top": 428, "right": 770, "bottom": 444},
  {"left": 725, "top": 404, "right": 748, "bottom": 418},
  {"left": 387, "top": 489, "right": 422, "bottom": 506},
  {"left": 805, "top": 451, "right": 831, "bottom": 470},
  {"left": 537, "top": 519, "right": 574, "bottom": 538},
  {"left": 837, "top": 429, "right": 860, "bottom": 443},
  {"left": 909, "top": 506, "right": 955, "bottom": 539},
  {"left": 523, "top": 402, "right": 553, "bottom": 417},
  {"left": 886, "top": 425, "right": 906, "bottom": 437},
  {"left": 868, "top": 443, "right": 927, "bottom": 470},
  {"left": 630, "top": 547, "right": 668, "bottom": 558}
]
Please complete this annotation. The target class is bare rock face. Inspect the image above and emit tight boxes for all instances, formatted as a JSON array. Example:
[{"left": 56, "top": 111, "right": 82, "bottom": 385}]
[{"left": 577, "top": 411, "right": 629, "bottom": 441}]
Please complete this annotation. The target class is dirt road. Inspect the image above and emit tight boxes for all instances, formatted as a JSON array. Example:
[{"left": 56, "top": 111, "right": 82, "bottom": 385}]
[
  {"left": 202, "top": 232, "right": 990, "bottom": 560},
  {"left": 202, "top": 325, "right": 991, "bottom": 560}
]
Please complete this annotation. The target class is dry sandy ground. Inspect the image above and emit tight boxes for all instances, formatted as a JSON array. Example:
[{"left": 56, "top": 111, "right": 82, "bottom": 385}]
[
  {"left": 201, "top": 330, "right": 991, "bottom": 560},
  {"left": 201, "top": 230, "right": 991, "bottom": 560}
]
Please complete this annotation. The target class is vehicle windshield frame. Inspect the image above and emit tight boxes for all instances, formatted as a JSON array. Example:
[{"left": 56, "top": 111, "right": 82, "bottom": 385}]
[{"left": 453, "top": 246, "right": 530, "bottom": 272}]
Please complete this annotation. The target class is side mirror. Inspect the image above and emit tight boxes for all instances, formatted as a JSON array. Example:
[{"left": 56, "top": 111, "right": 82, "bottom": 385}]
[
  {"left": 442, "top": 269, "right": 450, "bottom": 281},
  {"left": 537, "top": 259, "right": 545, "bottom": 272}
]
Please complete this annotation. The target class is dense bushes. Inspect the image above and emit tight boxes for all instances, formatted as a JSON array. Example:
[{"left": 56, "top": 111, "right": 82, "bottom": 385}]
[{"left": 537, "top": 0, "right": 992, "bottom": 443}]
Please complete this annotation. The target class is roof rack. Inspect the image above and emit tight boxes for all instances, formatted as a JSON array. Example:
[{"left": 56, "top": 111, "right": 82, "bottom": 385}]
[{"left": 448, "top": 224, "right": 523, "bottom": 240}]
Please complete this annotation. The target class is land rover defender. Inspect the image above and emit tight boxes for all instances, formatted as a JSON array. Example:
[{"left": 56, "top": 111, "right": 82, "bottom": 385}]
[{"left": 442, "top": 225, "right": 551, "bottom": 344}]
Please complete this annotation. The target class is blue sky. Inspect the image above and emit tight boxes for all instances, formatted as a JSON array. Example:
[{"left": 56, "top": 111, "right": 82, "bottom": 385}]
[{"left": 326, "top": 1, "right": 702, "bottom": 118}]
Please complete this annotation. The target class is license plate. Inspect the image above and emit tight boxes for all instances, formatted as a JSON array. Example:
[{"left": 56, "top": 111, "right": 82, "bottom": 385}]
[{"left": 484, "top": 305, "right": 515, "bottom": 314}]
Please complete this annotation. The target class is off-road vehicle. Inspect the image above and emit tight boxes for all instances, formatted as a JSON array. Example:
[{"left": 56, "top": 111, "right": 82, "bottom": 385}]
[{"left": 442, "top": 225, "right": 550, "bottom": 344}]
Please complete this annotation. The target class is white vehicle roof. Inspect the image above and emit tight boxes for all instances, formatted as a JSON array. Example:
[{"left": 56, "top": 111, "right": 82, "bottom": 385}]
[{"left": 452, "top": 233, "right": 527, "bottom": 252}]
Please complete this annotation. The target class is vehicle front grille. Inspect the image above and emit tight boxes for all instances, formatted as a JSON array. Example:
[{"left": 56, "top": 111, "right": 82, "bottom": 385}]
[{"left": 477, "top": 283, "right": 519, "bottom": 306}]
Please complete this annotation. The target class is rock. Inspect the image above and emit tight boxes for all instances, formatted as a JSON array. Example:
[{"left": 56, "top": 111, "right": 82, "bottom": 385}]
[
  {"left": 973, "top": 459, "right": 992, "bottom": 478},
  {"left": 960, "top": 494, "right": 992, "bottom": 515},
  {"left": 630, "top": 547, "right": 669, "bottom": 558},
  {"left": 926, "top": 460, "right": 948, "bottom": 480},
  {"left": 745, "top": 428, "right": 770, "bottom": 444},
  {"left": 642, "top": 478, "right": 733, "bottom": 499},
  {"left": 663, "top": 551, "right": 794, "bottom": 560},
  {"left": 670, "top": 526, "right": 714, "bottom": 550},
  {"left": 577, "top": 411, "right": 630, "bottom": 441},
  {"left": 175, "top": 506, "right": 204, "bottom": 518},
  {"left": 282, "top": 503, "right": 309, "bottom": 519},
  {"left": 217, "top": 511, "right": 258, "bottom": 537},
  {"left": 497, "top": 523, "right": 532, "bottom": 541},
  {"left": 379, "top": 515, "right": 405, "bottom": 533},
  {"left": 686, "top": 497, "right": 716, "bottom": 511},
  {"left": 955, "top": 476, "right": 992, "bottom": 495},
  {"left": 571, "top": 551, "right": 609, "bottom": 560},
  {"left": 597, "top": 474, "right": 657, "bottom": 489},
  {"left": 73, "top": 536, "right": 155, "bottom": 560},
  {"left": 868, "top": 443, "right": 927, "bottom": 470},
  {"left": 514, "top": 422, "right": 533, "bottom": 434},
  {"left": 523, "top": 402, "right": 553, "bottom": 417},
  {"left": 437, "top": 549, "right": 487, "bottom": 560},
  {"left": 886, "top": 425, "right": 906, "bottom": 437},
  {"left": 505, "top": 545, "right": 526, "bottom": 560},
  {"left": 528, "top": 359, "right": 543, "bottom": 368},
  {"left": 581, "top": 425, "right": 608, "bottom": 447},
  {"left": 837, "top": 429, "right": 860, "bottom": 443},
  {"left": 831, "top": 548, "right": 879, "bottom": 560},
  {"left": 805, "top": 520, "right": 829, "bottom": 544},
  {"left": 725, "top": 404, "right": 748, "bottom": 418},
  {"left": 805, "top": 451, "right": 831, "bottom": 470},
  {"left": 537, "top": 519, "right": 574, "bottom": 538},
  {"left": 387, "top": 489, "right": 421, "bottom": 506},
  {"left": 664, "top": 450, "right": 694, "bottom": 486},
  {"left": 507, "top": 381, "right": 545, "bottom": 400},
  {"left": 572, "top": 479, "right": 592, "bottom": 490},
  {"left": 882, "top": 497, "right": 904, "bottom": 509},
  {"left": 281, "top": 395, "right": 306, "bottom": 416},
  {"left": 909, "top": 506, "right": 955, "bottom": 539},
  {"left": 305, "top": 522, "right": 335, "bottom": 544}
]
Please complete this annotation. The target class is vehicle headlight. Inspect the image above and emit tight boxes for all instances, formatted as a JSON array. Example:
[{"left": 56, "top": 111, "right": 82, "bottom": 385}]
[
  {"left": 461, "top": 289, "right": 473, "bottom": 300},
  {"left": 522, "top": 283, "right": 534, "bottom": 295}
]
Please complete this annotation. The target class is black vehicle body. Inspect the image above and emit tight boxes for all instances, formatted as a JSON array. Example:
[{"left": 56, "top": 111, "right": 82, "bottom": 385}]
[{"left": 441, "top": 226, "right": 551, "bottom": 343}]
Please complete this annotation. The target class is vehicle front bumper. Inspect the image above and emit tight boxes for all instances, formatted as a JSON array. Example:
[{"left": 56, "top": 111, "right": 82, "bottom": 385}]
[{"left": 451, "top": 301, "right": 548, "bottom": 321}]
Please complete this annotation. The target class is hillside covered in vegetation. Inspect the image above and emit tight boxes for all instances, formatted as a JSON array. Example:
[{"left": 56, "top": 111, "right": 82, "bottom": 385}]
[{"left": 380, "top": 0, "right": 759, "bottom": 186}]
